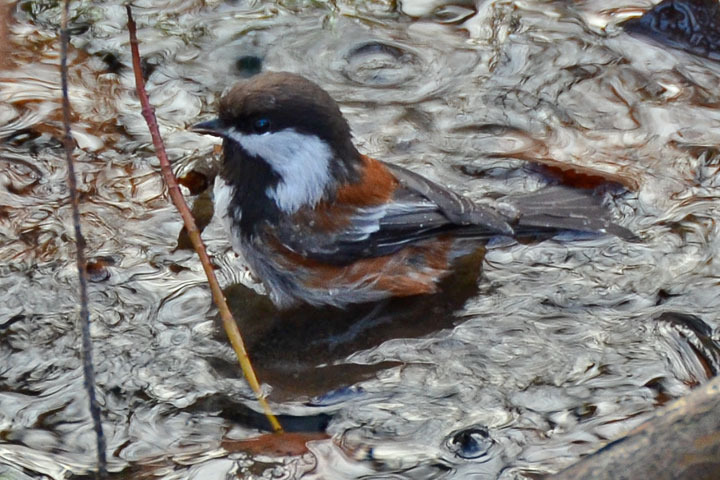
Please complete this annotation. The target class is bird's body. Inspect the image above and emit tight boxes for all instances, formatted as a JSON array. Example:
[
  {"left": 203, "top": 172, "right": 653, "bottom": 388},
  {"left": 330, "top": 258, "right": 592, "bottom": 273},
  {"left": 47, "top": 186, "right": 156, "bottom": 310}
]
[{"left": 194, "top": 72, "right": 630, "bottom": 309}]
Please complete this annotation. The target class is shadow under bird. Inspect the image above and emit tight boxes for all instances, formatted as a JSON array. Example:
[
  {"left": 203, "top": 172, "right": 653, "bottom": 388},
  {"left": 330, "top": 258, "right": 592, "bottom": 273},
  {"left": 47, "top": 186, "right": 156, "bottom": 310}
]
[{"left": 192, "top": 72, "right": 632, "bottom": 309}]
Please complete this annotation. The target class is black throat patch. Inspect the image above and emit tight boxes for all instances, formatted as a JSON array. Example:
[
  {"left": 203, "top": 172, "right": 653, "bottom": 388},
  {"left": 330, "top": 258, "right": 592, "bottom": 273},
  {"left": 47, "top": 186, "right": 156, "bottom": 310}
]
[{"left": 220, "top": 139, "right": 281, "bottom": 238}]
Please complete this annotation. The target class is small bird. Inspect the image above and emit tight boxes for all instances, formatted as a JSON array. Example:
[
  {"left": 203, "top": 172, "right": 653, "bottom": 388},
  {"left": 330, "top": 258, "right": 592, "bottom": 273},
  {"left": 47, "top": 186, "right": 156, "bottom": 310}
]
[{"left": 193, "top": 72, "right": 630, "bottom": 309}]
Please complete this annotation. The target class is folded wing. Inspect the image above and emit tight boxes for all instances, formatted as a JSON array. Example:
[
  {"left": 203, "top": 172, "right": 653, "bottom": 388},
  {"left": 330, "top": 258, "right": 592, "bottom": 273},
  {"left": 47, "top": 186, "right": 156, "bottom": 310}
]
[{"left": 270, "top": 163, "right": 632, "bottom": 265}]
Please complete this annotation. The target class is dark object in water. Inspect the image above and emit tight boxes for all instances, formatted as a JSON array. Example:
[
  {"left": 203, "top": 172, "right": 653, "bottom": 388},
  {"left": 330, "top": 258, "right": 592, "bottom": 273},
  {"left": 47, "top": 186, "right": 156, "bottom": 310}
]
[
  {"left": 447, "top": 426, "right": 495, "bottom": 460},
  {"left": 622, "top": 0, "right": 720, "bottom": 61},
  {"left": 235, "top": 55, "right": 263, "bottom": 78},
  {"left": 654, "top": 311, "right": 720, "bottom": 377}
]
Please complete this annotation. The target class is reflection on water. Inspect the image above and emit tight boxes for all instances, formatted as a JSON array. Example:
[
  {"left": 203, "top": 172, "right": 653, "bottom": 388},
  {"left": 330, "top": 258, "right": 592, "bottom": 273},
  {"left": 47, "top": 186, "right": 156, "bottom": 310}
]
[{"left": 1, "top": 0, "right": 720, "bottom": 478}]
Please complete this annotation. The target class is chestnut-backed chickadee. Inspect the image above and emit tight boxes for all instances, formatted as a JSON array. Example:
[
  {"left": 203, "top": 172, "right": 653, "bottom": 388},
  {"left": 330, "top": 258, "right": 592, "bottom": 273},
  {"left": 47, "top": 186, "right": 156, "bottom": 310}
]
[{"left": 193, "top": 72, "right": 631, "bottom": 309}]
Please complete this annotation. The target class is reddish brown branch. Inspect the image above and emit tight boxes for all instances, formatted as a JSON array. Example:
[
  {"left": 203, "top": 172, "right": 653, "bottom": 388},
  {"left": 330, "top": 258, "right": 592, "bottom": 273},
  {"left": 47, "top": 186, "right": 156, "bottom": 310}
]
[{"left": 125, "top": 6, "right": 282, "bottom": 433}]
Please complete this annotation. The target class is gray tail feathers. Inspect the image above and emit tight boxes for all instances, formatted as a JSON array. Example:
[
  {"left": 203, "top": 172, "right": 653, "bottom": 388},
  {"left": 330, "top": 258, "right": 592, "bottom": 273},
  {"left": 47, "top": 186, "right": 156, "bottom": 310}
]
[{"left": 502, "top": 186, "right": 636, "bottom": 240}]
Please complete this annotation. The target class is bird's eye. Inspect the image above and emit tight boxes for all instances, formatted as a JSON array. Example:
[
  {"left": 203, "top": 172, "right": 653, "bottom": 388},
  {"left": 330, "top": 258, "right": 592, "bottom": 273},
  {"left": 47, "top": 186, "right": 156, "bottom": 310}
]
[{"left": 252, "top": 118, "right": 271, "bottom": 134}]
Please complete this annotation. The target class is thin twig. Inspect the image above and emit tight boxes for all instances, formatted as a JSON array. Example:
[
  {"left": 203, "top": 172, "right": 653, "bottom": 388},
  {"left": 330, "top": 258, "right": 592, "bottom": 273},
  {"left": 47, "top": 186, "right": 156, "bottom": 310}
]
[
  {"left": 60, "top": 1, "right": 108, "bottom": 477},
  {"left": 125, "top": 6, "right": 283, "bottom": 433}
]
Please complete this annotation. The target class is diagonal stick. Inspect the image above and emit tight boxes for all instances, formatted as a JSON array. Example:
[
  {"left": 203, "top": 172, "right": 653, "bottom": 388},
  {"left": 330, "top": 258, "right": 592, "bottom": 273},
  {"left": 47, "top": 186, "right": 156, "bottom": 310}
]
[{"left": 125, "top": 5, "right": 282, "bottom": 433}]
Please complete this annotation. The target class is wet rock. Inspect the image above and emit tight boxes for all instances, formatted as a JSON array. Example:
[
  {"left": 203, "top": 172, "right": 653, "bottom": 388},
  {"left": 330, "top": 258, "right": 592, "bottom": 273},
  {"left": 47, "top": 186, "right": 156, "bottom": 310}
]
[
  {"left": 623, "top": 0, "right": 720, "bottom": 61},
  {"left": 552, "top": 376, "right": 720, "bottom": 480}
]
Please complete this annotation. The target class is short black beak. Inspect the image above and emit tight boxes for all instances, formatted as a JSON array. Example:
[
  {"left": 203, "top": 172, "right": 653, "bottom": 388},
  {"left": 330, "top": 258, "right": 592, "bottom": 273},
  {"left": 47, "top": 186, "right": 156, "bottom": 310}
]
[{"left": 191, "top": 118, "right": 227, "bottom": 137}]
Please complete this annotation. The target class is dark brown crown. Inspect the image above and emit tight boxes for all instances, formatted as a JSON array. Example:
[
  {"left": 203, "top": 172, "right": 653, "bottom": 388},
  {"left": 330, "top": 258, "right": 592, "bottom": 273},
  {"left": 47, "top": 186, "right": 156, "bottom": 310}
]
[{"left": 218, "top": 72, "right": 360, "bottom": 166}]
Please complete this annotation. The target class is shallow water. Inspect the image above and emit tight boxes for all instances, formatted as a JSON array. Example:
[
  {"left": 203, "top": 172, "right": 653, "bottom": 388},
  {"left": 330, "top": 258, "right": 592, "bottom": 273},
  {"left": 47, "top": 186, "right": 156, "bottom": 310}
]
[{"left": 1, "top": 0, "right": 720, "bottom": 478}]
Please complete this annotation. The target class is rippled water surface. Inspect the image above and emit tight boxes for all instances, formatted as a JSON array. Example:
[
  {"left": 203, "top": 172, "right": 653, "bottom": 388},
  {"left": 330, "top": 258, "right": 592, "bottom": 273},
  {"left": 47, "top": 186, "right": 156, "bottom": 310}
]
[{"left": 2, "top": 0, "right": 720, "bottom": 478}]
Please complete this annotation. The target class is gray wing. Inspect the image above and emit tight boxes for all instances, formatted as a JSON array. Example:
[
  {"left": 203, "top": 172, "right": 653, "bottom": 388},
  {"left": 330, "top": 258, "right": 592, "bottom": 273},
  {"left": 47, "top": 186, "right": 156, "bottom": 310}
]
[
  {"left": 273, "top": 164, "right": 633, "bottom": 265},
  {"left": 272, "top": 163, "right": 516, "bottom": 265},
  {"left": 502, "top": 186, "right": 636, "bottom": 240},
  {"left": 382, "top": 163, "right": 513, "bottom": 235}
]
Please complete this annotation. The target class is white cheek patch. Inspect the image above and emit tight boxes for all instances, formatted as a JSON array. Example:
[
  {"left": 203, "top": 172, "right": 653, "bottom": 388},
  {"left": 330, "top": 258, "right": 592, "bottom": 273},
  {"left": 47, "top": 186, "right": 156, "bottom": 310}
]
[{"left": 227, "top": 128, "right": 332, "bottom": 213}]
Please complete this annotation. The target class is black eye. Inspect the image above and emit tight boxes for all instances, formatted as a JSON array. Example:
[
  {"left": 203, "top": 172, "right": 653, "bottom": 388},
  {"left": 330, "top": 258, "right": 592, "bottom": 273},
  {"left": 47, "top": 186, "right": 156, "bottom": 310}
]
[{"left": 252, "top": 117, "right": 271, "bottom": 134}]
